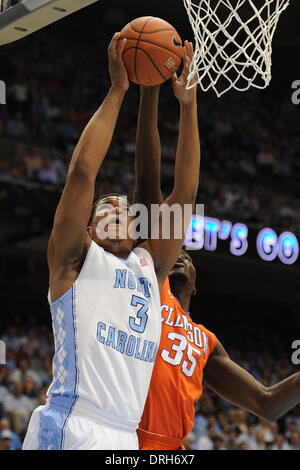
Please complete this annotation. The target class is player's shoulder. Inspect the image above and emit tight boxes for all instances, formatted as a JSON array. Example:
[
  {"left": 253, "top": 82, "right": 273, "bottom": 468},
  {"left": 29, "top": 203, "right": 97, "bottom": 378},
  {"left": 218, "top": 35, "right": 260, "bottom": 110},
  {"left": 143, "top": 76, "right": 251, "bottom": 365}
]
[{"left": 133, "top": 241, "right": 155, "bottom": 266}]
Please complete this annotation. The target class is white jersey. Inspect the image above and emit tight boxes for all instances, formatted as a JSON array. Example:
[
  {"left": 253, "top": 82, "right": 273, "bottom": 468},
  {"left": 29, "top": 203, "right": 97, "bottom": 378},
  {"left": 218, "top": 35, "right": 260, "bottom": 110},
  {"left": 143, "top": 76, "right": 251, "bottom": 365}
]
[{"left": 45, "top": 241, "right": 161, "bottom": 435}]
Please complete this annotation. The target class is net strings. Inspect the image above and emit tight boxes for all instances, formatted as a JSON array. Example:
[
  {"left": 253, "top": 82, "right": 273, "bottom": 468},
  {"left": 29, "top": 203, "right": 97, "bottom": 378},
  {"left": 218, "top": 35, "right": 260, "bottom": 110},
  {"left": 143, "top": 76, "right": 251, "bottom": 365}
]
[{"left": 183, "top": 0, "right": 290, "bottom": 96}]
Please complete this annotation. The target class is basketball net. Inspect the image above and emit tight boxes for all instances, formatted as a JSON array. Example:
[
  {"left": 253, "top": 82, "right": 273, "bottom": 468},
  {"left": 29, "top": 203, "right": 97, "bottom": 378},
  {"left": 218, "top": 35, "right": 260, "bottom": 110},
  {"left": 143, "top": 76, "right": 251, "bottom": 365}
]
[{"left": 183, "top": 0, "right": 290, "bottom": 96}]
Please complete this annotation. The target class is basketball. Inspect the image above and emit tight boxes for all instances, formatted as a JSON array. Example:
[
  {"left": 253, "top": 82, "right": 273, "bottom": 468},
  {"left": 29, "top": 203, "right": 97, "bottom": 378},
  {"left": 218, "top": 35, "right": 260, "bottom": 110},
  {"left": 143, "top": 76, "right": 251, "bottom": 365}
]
[{"left": 118, "top": 16, "right": 184, "bottom": 86}]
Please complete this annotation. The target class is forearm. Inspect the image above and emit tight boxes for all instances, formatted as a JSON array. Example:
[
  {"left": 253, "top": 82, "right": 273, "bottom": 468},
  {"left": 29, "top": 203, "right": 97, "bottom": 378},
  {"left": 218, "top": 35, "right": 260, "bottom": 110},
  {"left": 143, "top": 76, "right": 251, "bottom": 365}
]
[
  {"left": 171, "top": 100, "right": 200, "bottom": 205},
  {"left": 133, "top": 86, "right": 162, "bottom": 206},
  {"left": 205, "top": 342, "right": 300, "bottom": 422},
  {"left": 146, "top": 100, "right": 200, "bottom": 284},
  {"left": 68, "top": 85, "right": 126, "bottom": 180},
  {"left": 143, "top": 42, "right": 201, "bottom": 282},
  {"left": 263, "top": 372, "right": 300, "bottom": 421}
]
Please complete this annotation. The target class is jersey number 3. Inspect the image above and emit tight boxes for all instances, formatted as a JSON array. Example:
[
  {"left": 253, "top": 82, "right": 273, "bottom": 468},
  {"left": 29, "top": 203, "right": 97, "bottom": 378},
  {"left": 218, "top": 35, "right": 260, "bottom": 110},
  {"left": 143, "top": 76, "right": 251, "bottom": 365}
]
[
  {"left": 129, "top": 295, "right": 148, "bottom": 333},
  {"left": 161, "top": 332, "right": 201, "bottom": 377}
]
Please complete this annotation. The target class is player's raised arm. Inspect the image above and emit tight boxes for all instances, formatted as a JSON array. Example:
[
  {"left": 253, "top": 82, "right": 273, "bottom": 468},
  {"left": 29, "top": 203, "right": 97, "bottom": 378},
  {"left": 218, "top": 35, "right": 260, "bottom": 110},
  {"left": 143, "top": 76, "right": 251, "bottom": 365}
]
[
  {"left": 204, "top": 341, "right": 300, "bottom": 422},
  {"left": 143, "top": 42, "right": 200, "bottom": 288},
  {"left": 167, "top": 42, "right": 199, "bottom": 208},
  {"left": 47, "top": 33, "right": 129, "bottom": 300},
  {"left": 133, "top": 84, "right": 163, "bottom": 208}
]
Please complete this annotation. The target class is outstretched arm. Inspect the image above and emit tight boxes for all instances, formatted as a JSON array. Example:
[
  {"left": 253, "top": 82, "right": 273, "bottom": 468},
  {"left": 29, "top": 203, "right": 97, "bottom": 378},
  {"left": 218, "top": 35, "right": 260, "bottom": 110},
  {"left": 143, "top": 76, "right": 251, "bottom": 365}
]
[
  {"left": 143, "top": 42, "right": 200, "bottom": 288},
  {"left": 47, "top": 33, "right": 129, "bottom": 300},
  {"left": 204, "top": 341, "right": 300, "bottom": 422},
  {"left": 133, "top": 85, "right": 163, "bottom": 207}
]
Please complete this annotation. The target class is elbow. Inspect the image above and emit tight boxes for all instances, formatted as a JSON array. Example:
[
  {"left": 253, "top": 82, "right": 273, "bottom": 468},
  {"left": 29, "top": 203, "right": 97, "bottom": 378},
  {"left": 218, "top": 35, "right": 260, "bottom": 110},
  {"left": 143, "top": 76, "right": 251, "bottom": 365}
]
[
  {"left": 170, "top": 186, "right": 198, "bottom": 206},
  {"left": 258, "top": 388, "right": 279, "bottom": 422},
  {"left": 184, "top": 188, "right": 198, "bottom": 205},
  {"left": 262, "top": 408, "right": 280, "bottom": 423},
  {"left": 67, "top": 160, "right": 94, "bottom": 185},
  {"left": 261, "top": 411, "right": 279, "bottom": 423},
  {"left": 183, "top": 178, "right": 199, "bottom": 204}
]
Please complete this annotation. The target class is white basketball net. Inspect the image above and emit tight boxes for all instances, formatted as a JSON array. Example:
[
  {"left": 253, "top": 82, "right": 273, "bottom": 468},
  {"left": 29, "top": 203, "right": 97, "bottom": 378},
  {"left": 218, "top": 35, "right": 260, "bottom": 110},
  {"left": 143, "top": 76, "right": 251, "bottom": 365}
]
[{"left": 183, "top": 0, "right": 290, "bottom": 96}]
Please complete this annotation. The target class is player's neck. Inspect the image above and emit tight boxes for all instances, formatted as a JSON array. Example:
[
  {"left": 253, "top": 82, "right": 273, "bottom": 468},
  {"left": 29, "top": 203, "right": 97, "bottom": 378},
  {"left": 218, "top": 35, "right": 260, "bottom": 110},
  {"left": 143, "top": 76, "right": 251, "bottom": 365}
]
[
  {"left": 96, "top": 239, "right": 133, "bottom": 259},
  {"left": 170, "top": 280, "right": 191, "bottom": 312},
  {"left": 109, "top": 246, "right": 132, "bottom": 259}
]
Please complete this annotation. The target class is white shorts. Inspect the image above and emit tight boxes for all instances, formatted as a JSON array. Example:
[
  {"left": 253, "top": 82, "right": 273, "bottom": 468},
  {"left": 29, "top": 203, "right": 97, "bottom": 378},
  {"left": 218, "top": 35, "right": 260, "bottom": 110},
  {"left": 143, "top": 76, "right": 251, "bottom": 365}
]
[{"left": 22, "top": 405, "right": 138, "bottom": 450}]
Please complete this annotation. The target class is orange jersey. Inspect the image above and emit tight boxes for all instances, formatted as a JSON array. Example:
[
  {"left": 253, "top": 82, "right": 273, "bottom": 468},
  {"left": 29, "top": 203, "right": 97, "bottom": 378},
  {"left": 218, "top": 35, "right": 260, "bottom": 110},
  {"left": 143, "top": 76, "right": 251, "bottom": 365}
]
[{"left": 138, "top": 277, "right": 217, "bottom": 450}]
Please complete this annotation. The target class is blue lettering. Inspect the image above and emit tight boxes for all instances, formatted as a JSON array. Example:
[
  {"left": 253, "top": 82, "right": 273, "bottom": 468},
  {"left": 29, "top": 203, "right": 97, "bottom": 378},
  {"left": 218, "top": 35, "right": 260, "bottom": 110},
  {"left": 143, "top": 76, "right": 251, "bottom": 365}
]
[
  {"left": 114, "top": 270, "right": 152, "bottom": 300},
  {"left": 128, "top": 272, "right": 136, "bottom": 290},
  {"left": 129, "top": 296, "right": 149, "bottom": 333},
  {"left": 114, "top": 269, "right": 127, "bottom": 288},
  {"left": 126, "top": 335, "right": 136, "bottom": 356},
  {"left": 204, "top": 217, "right": 220, "bottom": 251},
  {"left": 96, "top": 322, "right": 106, "bottom": 344},
  {"left": 257, "top": 228, "right": 278, "bottom": 262},
  {"left": 106, "top": 326, "right": 116, "bottom": 349},
  {"left": 134, "top": 338, "right": 142, "bottom": 359},
  {"left": 136, "top": 278, "right": 143, "bottom": 294},
  {"left": 278, "top": 232, "right": 299, "bottom": 265},
  {"left": 116, "top": 330, "right": 127, "bottom": 353},
  {"left": 230, "top": 223, "right": 248, "bottom": 256},
  {"left": 184, "top": 214, "right": 204, "bottom": 250},
  {"left": 218, "top": 220, "right": 232, "bottom": 240},
  {"left": 145, "top": 341, "right": 155, "bottom": 362},
  {"left": 96, "top": 322, "right": 157, "bottom": 363},
  {"left": 139, "top": 278, "right": 150, "bottom": 298}
]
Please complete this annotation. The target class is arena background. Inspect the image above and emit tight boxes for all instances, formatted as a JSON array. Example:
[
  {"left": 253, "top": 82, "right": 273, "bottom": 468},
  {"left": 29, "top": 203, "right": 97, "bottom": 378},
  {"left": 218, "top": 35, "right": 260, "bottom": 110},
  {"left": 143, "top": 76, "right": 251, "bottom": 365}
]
[{"left": 0, "top": 0, "right": 300, "bottom": 451}]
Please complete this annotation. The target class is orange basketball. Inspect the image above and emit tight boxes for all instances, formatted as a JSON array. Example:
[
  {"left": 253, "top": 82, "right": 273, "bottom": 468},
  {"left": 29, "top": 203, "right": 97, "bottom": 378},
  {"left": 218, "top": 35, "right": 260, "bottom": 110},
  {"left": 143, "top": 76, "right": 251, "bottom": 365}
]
[{"left": 119, "top": 17, "right": 184, "bottom": 86}]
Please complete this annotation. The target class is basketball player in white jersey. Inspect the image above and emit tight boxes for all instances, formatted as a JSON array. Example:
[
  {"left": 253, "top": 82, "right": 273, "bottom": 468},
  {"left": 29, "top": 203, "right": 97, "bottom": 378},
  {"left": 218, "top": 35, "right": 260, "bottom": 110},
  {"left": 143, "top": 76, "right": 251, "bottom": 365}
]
[{"left": 22, "top": 35, "right": 200, "bottom": 450}]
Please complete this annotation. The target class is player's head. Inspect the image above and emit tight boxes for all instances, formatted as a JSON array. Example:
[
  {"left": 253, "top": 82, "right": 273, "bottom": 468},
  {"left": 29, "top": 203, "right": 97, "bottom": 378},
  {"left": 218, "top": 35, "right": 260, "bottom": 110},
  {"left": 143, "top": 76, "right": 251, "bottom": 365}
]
[
  {"left": 87, "top": 193, "right": 135, "bottom": 253},
  {"left": 168, "top": 249, "right": 196, "bottom": 297}
]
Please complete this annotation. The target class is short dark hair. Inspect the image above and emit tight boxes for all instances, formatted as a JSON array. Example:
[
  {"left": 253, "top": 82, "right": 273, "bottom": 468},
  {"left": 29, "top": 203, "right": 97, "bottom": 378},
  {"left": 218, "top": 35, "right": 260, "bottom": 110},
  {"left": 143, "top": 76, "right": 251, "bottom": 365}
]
[{"left": 88, "top": 193, "right": 129, "bottom": 225}]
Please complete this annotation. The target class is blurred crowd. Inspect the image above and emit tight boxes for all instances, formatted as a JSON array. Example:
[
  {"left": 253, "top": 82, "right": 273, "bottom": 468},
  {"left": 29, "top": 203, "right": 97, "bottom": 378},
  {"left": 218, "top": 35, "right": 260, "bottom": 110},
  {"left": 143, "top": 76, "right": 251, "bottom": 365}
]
[
  {"left": 0, "top": 2, "right": 299, "bottom": 452},
  {"left": 0, "top": 6, "right": 300, "bottom": 238},
  {"left": 0, "top": 321, "right": 299, "bottom": 450},
  {"left": 0, "top": 324, "right": 53, "bottom": 450},
  {"left": 181, "top": 319, "right": 300, "bottom": 451},
  {"left": 1, "top": 143, "right": 300, "bottom": 238},
  {"left": 184, "top": 326, "right": 300, "bottom": 451},
  {"left": 186, "top": 405, "right": 300, "bottom": 450}
]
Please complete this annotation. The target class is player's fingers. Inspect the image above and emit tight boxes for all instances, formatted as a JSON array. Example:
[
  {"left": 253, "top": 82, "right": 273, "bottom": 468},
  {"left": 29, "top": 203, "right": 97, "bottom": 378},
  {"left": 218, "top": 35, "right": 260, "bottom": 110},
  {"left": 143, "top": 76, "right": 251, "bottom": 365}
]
[
  {"left": 117, "top": 38, "right": 127, "bottom": 58},
  {"left": 171, "top": 71, "right": 179, "bottom": 82},
  {"left": 187, "top": 42, "right": 197, "bottom": 84},
  {"left": 187, "top": 41, "right": 194, "bottom": 61},
  {"left": 182, "top": 55, "right": 191, "bottom": 79},
  {"left": 183, "top": 40, "right": 189, "bottom": 58},
  {"left": 108, "top": 32, "right": 120, "bottom": 56}
]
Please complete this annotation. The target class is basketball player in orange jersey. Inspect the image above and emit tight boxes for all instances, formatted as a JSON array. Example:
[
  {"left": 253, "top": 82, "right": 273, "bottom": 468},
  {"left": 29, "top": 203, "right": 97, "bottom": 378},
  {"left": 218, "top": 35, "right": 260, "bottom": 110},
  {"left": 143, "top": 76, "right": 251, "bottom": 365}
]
[
  {"left": 134, "top": 68, "right": 300, "bottom": 451},
  {"left": 23, "top": 35, "right": 200, "bottom": 450}
]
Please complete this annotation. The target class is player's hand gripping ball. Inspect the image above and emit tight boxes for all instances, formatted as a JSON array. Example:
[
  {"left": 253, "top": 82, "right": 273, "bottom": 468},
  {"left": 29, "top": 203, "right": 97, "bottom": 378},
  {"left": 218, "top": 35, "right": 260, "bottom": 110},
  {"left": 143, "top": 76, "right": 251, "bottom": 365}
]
[{"left": 118, "top": 16, "right": 184, "bottom": 86}]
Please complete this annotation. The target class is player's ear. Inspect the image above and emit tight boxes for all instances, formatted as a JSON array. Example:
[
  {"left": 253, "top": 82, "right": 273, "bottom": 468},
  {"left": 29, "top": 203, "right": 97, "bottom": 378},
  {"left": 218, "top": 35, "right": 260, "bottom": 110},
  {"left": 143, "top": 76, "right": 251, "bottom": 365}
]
[
  {"left": 192, "top": 286, "right": 197, "bottom": 297},
  {"left": 130, "top": 237, "right": 140, "bottom": 250},
  {"left": 87, "top": 226, "right": 92, "bottom": 237}
]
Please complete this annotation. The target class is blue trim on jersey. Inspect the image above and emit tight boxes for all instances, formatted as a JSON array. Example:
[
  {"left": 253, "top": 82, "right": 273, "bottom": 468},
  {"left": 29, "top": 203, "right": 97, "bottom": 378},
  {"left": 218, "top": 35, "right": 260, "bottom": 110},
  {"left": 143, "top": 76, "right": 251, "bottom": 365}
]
[
  {"left": 40, "top": 285, "right": 79, "bottom": 449},
  {"left": 39, "top": 397, "right": 75, "bottom": 450},
  {"left": 73, "top": 284, "right": 80, "bottom": 397},
  {"left": 60, "top": 285, "right": 79, "bottom": 449}
]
